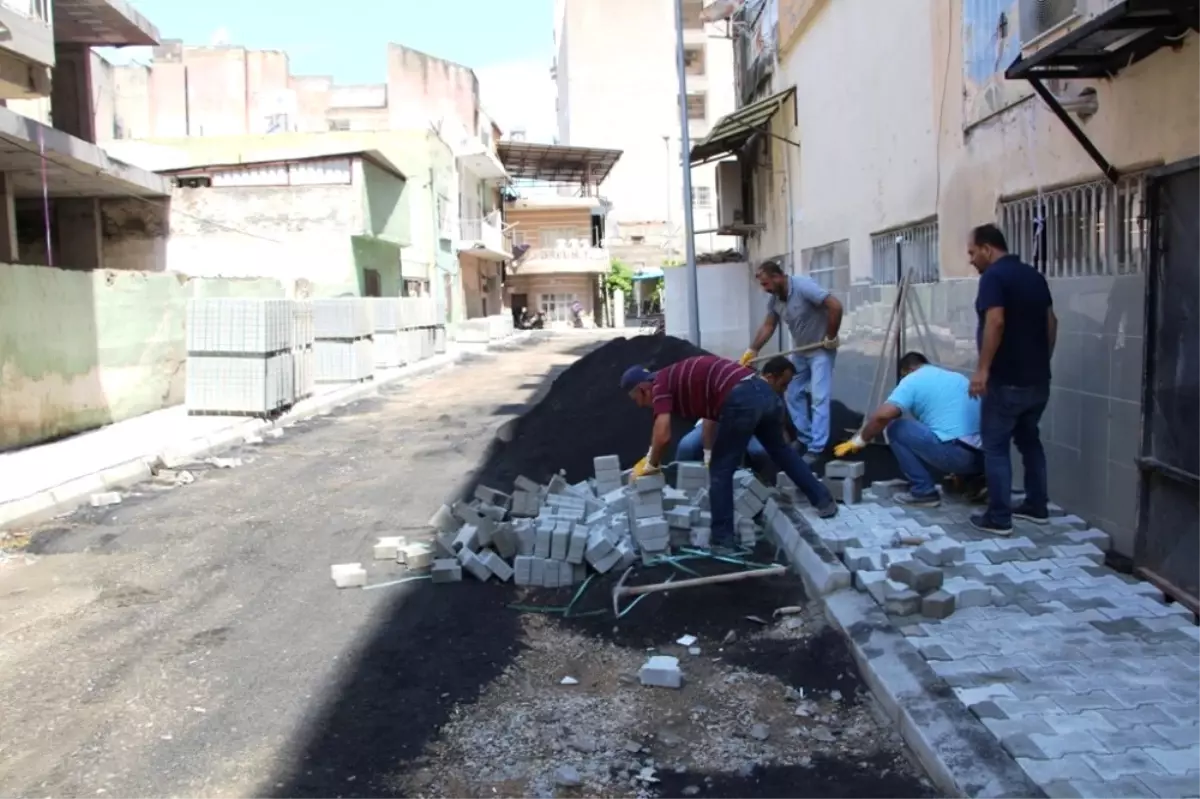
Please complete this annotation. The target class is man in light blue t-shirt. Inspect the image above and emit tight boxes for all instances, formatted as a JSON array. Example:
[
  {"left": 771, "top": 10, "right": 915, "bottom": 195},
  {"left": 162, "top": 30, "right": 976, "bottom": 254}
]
[{"left": 834, "top": 351, "right": 983, "bottom": 507}]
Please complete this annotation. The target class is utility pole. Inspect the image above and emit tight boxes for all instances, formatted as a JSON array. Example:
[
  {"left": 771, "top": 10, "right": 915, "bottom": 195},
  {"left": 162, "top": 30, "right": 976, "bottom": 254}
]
[{"left": 673, "top": 0, "right": 701, "bottom": 348}]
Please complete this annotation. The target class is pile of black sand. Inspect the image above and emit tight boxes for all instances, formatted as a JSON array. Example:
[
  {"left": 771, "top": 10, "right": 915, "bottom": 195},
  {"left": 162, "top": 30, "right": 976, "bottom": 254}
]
[{"left": 473, "top": 335, "right": 706, "bottom": 487}]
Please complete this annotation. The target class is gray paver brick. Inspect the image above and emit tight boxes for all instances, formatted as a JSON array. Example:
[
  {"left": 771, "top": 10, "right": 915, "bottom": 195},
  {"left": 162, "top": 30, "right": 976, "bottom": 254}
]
[
  {"left": 1043, "top": 711, "right": 1119, "bottom": 734},
  {"left": 1053, "top": 690, "right": 1127, "bottom": 712},
  {"left": 1146, "top": 745, "right": 1200, "bottom": 775},
  {"left": 1042, "top": 776, "right": 1158, "bottom": 798},
  {"left": 1084, "top": 749, "right": 1169, "bottom": 780},
  {"left": 1150, "top": 721, "right": 1200, "bottom": 748},
  {"left": 1137, "top": 771, "right": 1200, "bottom": 799},
  {"left": 1017, "top": 754, "right": 1100, "bottom": 784},
  {"left": 1028, "top": 730, "right": 1110, "bottom": 758},
  {"left": 1091, "top": 726, "right": 1174, "bottom": 754}
]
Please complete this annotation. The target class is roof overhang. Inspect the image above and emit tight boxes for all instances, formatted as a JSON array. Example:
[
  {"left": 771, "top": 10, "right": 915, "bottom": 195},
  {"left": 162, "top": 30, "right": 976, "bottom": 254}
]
[
  {"left": 53, "top": 0, "right": 160, "bottom": 47},
  {"left": 1006, "top": 0, "right": 1197, "bottom": 80},
  {"left": 458, "top": 244, "right": 511, "bottom": 262},
  {"left": 0, "top": 106, "right": 168, "bottom": 197},
  {"left": 689, "top": 86, "right": 796, "bottom": 165},
  {"left": 109, "top": 140, "right": 407, "bottom": 182},
  {"left": 497, "top": 142, "right": 622, "bottom": 186}
]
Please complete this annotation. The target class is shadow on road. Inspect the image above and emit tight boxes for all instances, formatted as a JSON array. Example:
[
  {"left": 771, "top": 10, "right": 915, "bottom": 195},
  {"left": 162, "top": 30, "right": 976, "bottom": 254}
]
[{"left": 260, "top": 336, "right": 610, "bottom": 797}]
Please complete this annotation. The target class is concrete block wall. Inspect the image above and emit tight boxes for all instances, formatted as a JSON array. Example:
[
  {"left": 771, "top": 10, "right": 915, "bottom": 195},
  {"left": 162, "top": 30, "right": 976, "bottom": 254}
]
[
  {"left": 455, "top": 314, "right": 515, "bottom": 345},
  {"left": 185, "top": 299, "right": 298, "bottom": 415},
  {"left": 0, "top": 263, "right": 285, "bottom": 451}
]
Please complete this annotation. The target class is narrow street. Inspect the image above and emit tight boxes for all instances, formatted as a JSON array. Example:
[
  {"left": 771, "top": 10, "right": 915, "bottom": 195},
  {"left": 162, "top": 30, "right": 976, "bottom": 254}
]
[{"left": 0, "top": 335, "right": 933, "bottom": 799}]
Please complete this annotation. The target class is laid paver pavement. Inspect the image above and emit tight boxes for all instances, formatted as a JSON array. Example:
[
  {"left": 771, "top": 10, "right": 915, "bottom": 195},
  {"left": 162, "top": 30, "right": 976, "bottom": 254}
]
[{"left": 797, "top": 491, "right": 1200, "bottom": 799}]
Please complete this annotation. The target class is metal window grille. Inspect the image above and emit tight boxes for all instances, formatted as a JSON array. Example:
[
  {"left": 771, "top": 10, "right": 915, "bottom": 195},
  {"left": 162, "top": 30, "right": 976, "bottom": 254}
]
[
  {"left": 999, "top": 173, "right": 1148, "bottom": 278},
  {"left": 870, "top": 220, "right": 940, "bottom": 285},
  {"left": 539, "top": 293, "right": 579, "bottom": 324},
  {"left": 801, "top": 240, "right": 850, "bottom": 294},
  {"left": 692, "top": 186, "right": 712, "bottom": 208}
]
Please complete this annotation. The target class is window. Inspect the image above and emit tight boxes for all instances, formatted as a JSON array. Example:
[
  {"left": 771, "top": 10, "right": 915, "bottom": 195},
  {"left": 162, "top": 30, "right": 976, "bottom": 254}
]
[
  {"left": 540, "top": 293, "right": 580, "bottom": 324},
  {"left": 999, "top": 174, "right": 1148, "bottom": 277},
  {"left": 686, "top": 93, "right": 707, "bottom": 121},
  {"left": 870, "top": 220, "right": 940, "bottom": 285},
  {"left": 436, "top": 195, "right": 450, "bottom": 239},
  {"left": 692, "top": 186, "right": 712, "bottom": 208},
  {"left": 684, "top": 46, "right": 706, "bottom": 76},
  {"left": 800, "top": 240, "right": 850, "bottom": 294},
  {"left": 328, "top": 118, "right": 350, "bottom": 132}
]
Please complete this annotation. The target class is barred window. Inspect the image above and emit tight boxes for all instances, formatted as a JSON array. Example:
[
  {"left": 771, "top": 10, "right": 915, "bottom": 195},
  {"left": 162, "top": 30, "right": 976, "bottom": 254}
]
[
  {"left": 800, "top": 240, "right": 850, "bottom": 294},
  {"left": 870, "top": 219, "right": 939, "bottom": 285},
  {"left": 999, "top": 174, "right": 1148, "bottom": 277}
]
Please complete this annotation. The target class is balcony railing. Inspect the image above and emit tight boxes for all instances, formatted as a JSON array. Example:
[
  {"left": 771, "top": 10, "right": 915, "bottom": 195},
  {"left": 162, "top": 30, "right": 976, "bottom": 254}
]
[
  {"left": 513, "top": 246, "right": 610, "bottom": 276},
  {"left": 457, "top": 213, "right": 510, "bottom": 258}
]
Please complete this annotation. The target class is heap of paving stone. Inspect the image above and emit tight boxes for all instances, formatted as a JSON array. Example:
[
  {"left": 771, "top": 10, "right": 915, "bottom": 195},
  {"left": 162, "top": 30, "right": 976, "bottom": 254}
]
[
  {"left": 792, "top": 470, "right": 1113, "bottom": 620},
  {"left": 416, "top": 456, "right": 779, "bottom": 587}
]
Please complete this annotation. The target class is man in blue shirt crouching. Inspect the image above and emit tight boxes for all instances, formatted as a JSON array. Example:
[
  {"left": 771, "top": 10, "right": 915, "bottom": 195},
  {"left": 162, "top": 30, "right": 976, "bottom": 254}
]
[{"left": 834, "top": 351, "right": 983, "bottom": 507}]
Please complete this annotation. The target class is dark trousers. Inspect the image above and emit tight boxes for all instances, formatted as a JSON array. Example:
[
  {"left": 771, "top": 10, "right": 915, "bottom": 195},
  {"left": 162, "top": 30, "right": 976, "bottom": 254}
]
[
  {"left": 709, "top": 377, "right": 832, "bottom": 544},
  {"left": 981, "top": 382, "right": 1050, "bottom": 526}
]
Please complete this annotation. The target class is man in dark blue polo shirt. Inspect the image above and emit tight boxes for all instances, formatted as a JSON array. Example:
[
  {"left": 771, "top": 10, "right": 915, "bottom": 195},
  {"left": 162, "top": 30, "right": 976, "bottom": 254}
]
[{"left": 967, "top": 224, "right": 1058, "bottom": 535}]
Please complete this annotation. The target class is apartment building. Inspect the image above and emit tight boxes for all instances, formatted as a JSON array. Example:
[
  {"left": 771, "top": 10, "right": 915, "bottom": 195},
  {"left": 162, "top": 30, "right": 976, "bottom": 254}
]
[
  {"left": 0, "top": 0, "right": 168, "bottom": 270},
  {"left": 498, "top": 140, "right": 622, "bottom": 327},
  {"left": 97, "top": 41, "right": 512, "bottom": 326},
  {"left": 554, "top": 0, "right": 738, "bottom": 263},
  {"left": 692, "top": 0, "right": 1197, "bottom": 601}
]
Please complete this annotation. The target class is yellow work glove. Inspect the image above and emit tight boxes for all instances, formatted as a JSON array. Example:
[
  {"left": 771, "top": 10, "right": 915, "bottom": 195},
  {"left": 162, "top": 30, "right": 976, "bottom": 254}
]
[
  {"left": 833, "top": 435, "right": 866, "bottom": 458},
  {"left": 739, "top": 349, "right": 757, "bottom": 366},
  {"left": 822, "top": 336, "right": 840, "bottom": 350},
  {"left": 632, "top": 456, "right": 661, "bottom": 478}
]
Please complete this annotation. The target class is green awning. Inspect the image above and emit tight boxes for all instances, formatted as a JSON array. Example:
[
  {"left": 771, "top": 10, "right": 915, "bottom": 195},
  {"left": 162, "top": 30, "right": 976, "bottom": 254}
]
[{"left": 689, "top": 87, "right": 795, "bottom": 164}]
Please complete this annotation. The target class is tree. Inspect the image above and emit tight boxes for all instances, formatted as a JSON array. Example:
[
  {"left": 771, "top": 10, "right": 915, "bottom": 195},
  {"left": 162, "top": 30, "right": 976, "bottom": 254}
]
[{"left": 606, "top": 258, "right": 634, "bottom": 297}]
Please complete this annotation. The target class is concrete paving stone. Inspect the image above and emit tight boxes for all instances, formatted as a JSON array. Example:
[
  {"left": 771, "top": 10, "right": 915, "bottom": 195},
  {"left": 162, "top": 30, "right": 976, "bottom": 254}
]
[
  {"left": 1110, "top": 686, "right": 1185, "bottom": 709},
  {"left": 1083, "top": 749, "right": 1169, "bottom": 780},
  {"left": 1146, "top": 745, "right": 1200, "bottom": 775},
  {"left": 1027, "top": 730, "right": 1111, "bottom": 758},
  {"left": 1151, "top": 721, "right": 1200, "bottom": 748},
  {"left": 888, "top": 559, "right": 945, "bottom": 593},
  {"left": 921, "top": 589, "right": 956, "bottom": 619},
  {"left": 1090, "top": 726, "right": 1174, "bottom": 754},
  {"left": 1161, "top": 705, "right": 1200, "bottom": 724},
  {"left": 995, "top": 696, "right": 1070, "bottom": 718},
  {"left": 1016, "top": 754, "right": 1101, "bottom": 784},
  {"left": 1137, "top": 771, "right": 1200, "bottom": 798},
  {"left": 431, "top": 559, "right": 463, "bottom": 583},
  {"left": 985, "top": 549, "right": 1031, "bottom": 565},
  {"left": 1042, "top": 777, "right": 1158, "bottom": 798},
  {"left": 954, "top": 685, "right": 1017, "bottom": 706},
  {"left": 479, "top": 551, "right": 514, "bottom": 582},
  {"left": 1065, "top": 528, "right": 1113, "bottom": 550}
]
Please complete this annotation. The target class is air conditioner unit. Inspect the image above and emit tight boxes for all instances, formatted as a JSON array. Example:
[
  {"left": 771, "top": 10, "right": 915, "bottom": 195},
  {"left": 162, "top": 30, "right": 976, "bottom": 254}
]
[
  {"left": 715, "top": 160, "right": 744, "bottom": 228},
  {"left": 1018, "top": 0, "right": 1119, "bottom": 50}
]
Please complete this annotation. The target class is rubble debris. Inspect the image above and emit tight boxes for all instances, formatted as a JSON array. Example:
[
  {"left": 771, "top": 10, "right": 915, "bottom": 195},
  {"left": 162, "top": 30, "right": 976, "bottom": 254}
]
[
  {"left": 553, "top": 765, "right": 582, "bottom": 787},
  {"left": 206, "top": 456, "right": 242, "bottom": 469},
  {"left": 373, "top": 536, "right": 406, "bottom": 560},
  {"left": 676, "top": 634, "right": 697, "bottom": 647},
  {"left": 89, "top": 492, "right": 122, "bottom": 508},
  {"left": 559, "top": 676, "right": 579, "bottom": 686}
]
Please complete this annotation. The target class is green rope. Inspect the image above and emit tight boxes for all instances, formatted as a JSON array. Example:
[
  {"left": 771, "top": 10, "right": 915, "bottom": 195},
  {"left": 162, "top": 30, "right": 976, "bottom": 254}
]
[{"left": 564, "top": 573, "right": 595, "bottom": 617}]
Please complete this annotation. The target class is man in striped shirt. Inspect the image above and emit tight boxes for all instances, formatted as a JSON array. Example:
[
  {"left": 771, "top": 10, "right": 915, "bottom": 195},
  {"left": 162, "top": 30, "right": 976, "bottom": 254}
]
[{"left": 622, "top": 354, "right": 837, "bottom": 549}]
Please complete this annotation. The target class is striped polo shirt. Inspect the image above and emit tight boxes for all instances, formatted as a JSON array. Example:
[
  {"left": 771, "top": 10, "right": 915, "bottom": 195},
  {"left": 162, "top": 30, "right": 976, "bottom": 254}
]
[{"left": 652, "top": 355, "right": 754, "bottom": 421}]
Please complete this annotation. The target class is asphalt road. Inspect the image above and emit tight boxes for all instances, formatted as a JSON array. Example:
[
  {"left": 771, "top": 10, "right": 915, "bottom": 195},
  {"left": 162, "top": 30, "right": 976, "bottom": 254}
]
[{"left": 0, "top": 334, "right": 604, "bottom": 798}]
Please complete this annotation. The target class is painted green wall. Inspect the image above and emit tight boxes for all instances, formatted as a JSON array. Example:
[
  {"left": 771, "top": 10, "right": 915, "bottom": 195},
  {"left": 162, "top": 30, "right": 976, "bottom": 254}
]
[
  {"left": 361, "top": 160, "right": 411, "bottom": 247},
  {"left": 351, "top": 235, "right": 402, "bottom": 297},
  {"left": 0, "top": 263, "right": 284, "bottom": 451}
]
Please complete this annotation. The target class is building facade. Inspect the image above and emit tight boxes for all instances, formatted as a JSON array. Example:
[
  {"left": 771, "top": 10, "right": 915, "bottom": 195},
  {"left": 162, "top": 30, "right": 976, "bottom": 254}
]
[
  {"left": 698, "top": 0, "right": 1197, "bottom": 593},
  {"left": 498, "top": 141, "right": 622, "bottom": 328},
  {"left": 554, "top": 0, "right": 738, "bottom": 263}
]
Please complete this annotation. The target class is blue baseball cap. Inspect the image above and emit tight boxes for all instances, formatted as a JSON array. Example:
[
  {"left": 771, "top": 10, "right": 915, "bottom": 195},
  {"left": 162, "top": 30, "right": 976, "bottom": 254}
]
[{"left": 620, "top": 365, "right": 655, "bottom": 391}]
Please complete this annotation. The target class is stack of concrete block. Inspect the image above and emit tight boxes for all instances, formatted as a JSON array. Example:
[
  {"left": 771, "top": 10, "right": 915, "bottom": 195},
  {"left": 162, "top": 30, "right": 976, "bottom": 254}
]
[
  {"left": 292, "top": 300, "right": 315, "bottom": 401},
  {"left": 185, "top": 298, "right": 297, "bottom": 416},
  {"left": 824, "top": 460, "right": 865, "bottom": 505},
  {"left": 420, "top": 454, "right": 782, "bottom": 591},
  {"left": 368, "top": 298, "right": 406, "bottom": 368},
  {"left": 593, "top": 455, "right": 623, "bottom": 495},
  {"left": 675, "top": 462, "right": 707, "bottom": 494},
  {"left": 313, "top": 299, "right": 374, "bottom": 383}
]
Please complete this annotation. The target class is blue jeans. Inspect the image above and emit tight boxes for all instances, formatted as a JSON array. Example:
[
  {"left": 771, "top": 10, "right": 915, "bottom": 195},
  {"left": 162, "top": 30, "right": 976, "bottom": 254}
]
[
  {"left": 981, "top": 382, "right": 1050, "bottom": 526},
  {"left": 786, "top": 350, "right": 835, "bottom": 453},
  {"left": 886, "top": 418, "right": 983, "bottom": 498},
  {"left": 676, "top": 426, "right": 771, "bottom": 473},
  {"left": 710, "top": 377, "right": 833, "bottom": 544}
]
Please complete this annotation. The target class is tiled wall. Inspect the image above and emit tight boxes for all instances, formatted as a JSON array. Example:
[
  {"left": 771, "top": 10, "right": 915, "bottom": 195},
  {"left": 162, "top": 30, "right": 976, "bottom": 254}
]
[{"left": 832, "top": 273, "right": 1145, "bottom": 556}]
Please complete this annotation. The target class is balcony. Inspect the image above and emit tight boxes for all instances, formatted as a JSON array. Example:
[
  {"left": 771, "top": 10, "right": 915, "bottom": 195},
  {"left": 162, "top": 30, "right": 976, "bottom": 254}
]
[
  {"left": 456, "top": 212, "right": 511, "bottom": 261},
  {"left": 0, "top": 0, "right": 53, "bottom": 98},
  {"left": 457, "top": 134, "right": 507, "bottom": 182},
  {"left": 512, "top": 244, "right": 610, "bottom": 276}
]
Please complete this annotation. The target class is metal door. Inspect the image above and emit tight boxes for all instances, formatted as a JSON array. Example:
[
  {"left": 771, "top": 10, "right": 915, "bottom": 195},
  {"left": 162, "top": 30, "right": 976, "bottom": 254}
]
[{"left": 1135, "top": 159, "right": 1199, "bottom": 611}]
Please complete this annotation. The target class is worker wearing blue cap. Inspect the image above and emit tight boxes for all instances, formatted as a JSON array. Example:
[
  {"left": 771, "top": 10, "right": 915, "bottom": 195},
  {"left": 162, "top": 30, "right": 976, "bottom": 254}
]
[{"left": 621, "top": 354, "right": 837, "bottom": 549}]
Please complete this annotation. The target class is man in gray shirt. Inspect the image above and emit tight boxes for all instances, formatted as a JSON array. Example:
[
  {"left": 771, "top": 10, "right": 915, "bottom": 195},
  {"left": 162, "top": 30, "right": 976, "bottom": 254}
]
[{"left": 741, "top": 259, "right": 843, "bottom": 464}]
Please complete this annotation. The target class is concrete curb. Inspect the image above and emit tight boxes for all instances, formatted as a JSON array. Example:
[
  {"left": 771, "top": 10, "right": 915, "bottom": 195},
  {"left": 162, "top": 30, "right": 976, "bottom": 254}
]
[
  {"left": 0, "top": 335, "right": 533, "bottom": 532},
  {"left": 778, "top": 506, "right": 1046, "bottom": 799}
]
